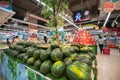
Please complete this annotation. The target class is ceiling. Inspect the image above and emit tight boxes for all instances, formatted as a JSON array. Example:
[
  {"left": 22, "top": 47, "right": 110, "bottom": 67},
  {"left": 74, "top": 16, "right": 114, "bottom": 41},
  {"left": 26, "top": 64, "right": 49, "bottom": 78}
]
[
  {"left": 12, "top": 0, "right": 99, "bottom": 21},
  {"left": 1, "top": 0, "right": 119, "bottom": 30}
]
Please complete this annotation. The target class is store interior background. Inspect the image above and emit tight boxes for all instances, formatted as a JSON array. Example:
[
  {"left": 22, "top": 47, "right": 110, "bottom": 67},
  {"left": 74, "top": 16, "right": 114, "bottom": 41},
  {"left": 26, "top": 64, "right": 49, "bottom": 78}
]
[{"left": 0, "top": 0, "right": 120, "bottom": 80}]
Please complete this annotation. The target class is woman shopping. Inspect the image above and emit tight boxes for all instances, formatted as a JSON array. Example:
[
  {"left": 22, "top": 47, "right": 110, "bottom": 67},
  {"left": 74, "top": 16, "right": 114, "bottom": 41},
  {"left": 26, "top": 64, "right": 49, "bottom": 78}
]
[{"left": 98, "top": 36, "right": 105, "bottom": 54}]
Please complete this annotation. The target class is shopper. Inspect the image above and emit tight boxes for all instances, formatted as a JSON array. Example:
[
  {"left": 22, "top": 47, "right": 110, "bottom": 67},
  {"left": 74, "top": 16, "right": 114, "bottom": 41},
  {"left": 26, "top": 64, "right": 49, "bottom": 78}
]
[
  {"left": 43, "top": 34, "right": 48, "bottom": 43},
  {"left": 98, "top": 36, "right": 105, "bottom": 54},
  {"left": 6, "top": 38, "right": 10, "bottom": 46},
  {"left": 12, "top": 36, "right": 20, "bottom": 44}
]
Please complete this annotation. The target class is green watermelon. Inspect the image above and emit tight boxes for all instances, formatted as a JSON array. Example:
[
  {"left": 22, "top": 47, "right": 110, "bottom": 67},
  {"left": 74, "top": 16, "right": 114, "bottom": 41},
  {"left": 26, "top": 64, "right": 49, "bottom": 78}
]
[
  {"left": 27, "top": 57, "right": 35, "bottom": 65},
  {"left": 46, "top": 73, "right": 54, "bottom": 80},
  {"left": 62, "top": 48, "right": 71, "bottom": 57},
  {"left": 27, "top": 47, "right": 36, "bottom": 56},
  {"left": 10, "top": 50, "right": 19, "bottom": 57},
  {"left": 51, "top": 48, "right": 63, "bottom": 61},
  {"left": 40, "top": 50, "right": 50, "bottom": 61},
  {"left": 34, "top": 59, "right": 42, "bottom": 70},
  {"left": 72, "top": 46, "right": 80, "bottom": 53},
  {"left": 40, "top": 60, "right": 52, "bottom": 74},
  {"left": 69, "top": 47, "right": 75, "bottom": 53},
  {"left": 33, "top": 50, "right": 40, "bottom": 59},
  {"left": 71, "top": 43, "right": 80, "bottom": 48},
  {"left": 54, "top": 76, "right": 67, "bottom": 80},
  {"left": 51, "top": 42, "right": 59, "bottom": 49},
  {"left": 66, "top": 63, "right": 91, "bottom": 80},
  {"left": 46, "top": 73, "right": 67, "bottom": 80},
  {"left": 70, "top": 53, "right": 77, "bottom": 61},
  {"left": 51, "top": 61, "right": 65, "bottom": 77},
  {"left": 73, "top": 61, "right": 92, "bottom": 73},
  {"left": 22, "top": 55, "right": 29, "bottom": 63},
  {"left": 4, "top": 48, "right": 13, "bottom": 54},
  {"left": 17, "top": 53, "right": 27, "bottom": 60},
  {"left": 24, "top": 41, "right": 36, "bottom": 47},
  {"left": 76, "top": 54, "right": 92, "bottom": 61},
  {"left": 63, "top": 57, "right": 72, "bottom": 65}
]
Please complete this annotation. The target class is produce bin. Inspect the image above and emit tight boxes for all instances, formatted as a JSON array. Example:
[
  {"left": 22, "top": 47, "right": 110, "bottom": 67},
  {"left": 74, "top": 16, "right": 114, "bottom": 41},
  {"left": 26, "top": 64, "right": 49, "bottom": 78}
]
[
  {"left": 89, "top": 45, "right": 97, "bottom": 55},
  {"left": 103, "top": 48, "right": 110, "bottom": 55},
  {"left": 0, "top": 53, "right": 51, "bottom": 80}
]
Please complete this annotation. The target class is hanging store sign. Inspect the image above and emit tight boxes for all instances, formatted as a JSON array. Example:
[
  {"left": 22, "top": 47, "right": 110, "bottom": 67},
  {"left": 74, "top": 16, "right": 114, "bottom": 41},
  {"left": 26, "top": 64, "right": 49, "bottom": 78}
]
[
  {"left": 103, "top": 1, "right": 114, "bottom": 13},
  {"left": 113, "top": 1, "right": 120, "bottom": 10}
]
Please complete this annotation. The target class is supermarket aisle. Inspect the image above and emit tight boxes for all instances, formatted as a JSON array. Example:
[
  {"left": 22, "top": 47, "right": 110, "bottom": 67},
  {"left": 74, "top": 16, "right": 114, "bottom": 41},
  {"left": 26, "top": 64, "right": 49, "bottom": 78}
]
[{"left": 97, "top": 49, "right": 120, "bottom": 80}]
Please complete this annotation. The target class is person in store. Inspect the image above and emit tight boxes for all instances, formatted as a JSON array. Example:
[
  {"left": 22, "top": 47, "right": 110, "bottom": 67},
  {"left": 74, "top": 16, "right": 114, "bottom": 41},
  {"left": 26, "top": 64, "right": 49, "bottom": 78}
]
[
  {"left": 98, "top": 36, "right": 105, "bottom": 54},
  {"left": 12, "top": 36, "right": 20, "bottom": 44},
  {"left": 28, "top": 33, "right": 38, "bottom": 42},
  {"left": 6, "top": 37, "right": 10, "bottom": 46},
  {"left": 43, "top": 34, "right": 48, "bottom": 43}
]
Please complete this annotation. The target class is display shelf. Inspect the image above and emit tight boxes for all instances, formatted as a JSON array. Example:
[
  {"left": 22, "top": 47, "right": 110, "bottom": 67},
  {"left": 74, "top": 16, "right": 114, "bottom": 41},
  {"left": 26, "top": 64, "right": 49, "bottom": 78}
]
[
  {"left": 0, "top": 7, "right": 15, "bottom": 26},
  {"left": 0, "top": 53, "right": 51, "bottom": 80}
]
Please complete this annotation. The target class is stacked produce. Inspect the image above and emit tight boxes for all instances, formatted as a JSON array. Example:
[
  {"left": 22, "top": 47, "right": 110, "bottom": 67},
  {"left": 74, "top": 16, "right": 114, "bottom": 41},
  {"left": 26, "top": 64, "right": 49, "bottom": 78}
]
[
  {"left": 3, "top": 41, "right": 97, "bottom": 80},
  {"left": 73, "top": 30, "right": 96, "bottom": 45}
]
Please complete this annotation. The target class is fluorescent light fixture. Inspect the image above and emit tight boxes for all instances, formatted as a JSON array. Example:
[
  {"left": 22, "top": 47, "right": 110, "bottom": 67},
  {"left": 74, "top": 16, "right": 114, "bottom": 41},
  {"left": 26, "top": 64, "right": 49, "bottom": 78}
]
[
  {"left": 36, "top": 0, "right": 79, "bottom": 29},
  {"left": 59, "top": 14, "right": 79, "bottom": 29},
  {"left": 36, "top": 0, "right": 46, "bottom": 6}
]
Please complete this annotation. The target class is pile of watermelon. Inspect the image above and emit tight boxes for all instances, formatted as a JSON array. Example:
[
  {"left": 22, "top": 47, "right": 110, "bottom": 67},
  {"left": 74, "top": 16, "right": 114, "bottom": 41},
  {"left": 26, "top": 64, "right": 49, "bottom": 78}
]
[
  {"left": 4, "top": 41, "right": 97, "bottom": 80},
  {"left": 73, "top": 30, "right": 96, "bottom": 45}
]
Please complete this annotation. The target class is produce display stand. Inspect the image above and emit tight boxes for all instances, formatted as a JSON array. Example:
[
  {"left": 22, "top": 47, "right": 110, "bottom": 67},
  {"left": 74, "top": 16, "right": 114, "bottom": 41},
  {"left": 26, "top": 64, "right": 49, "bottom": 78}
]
[
  {"left": 0, "top": 41, "right": 98, "bottom": 80},
  {"left": 0, "top": 53, "right": 51, "bottom": 80}
]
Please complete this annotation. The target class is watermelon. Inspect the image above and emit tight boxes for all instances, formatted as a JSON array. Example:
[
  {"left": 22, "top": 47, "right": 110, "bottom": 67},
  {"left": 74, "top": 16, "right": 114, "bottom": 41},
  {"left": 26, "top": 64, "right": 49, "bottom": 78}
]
[
  {"left": 51, "top": 48, "right": 63, "bottom": 61},
  {"left": 76, "top": 54, "right": 92, "bottom": 66},
  {"left": 66, "top": 63, "right": 91, "bottom": 80},
  {"left": 24, "top": 41, "right": 36, "bottom": 47},
  {"left": 71, "top": 43, "right": 80, "bottom": 48},
  {"left": 73, "top": 61, "right": 92, "bottom": 73},
  {"left": 9, "top": 44, "right": 16, "bottom": 50},
  {"left": 27, "top": 57, "right": 35, "bottom": 65},
  {"left": 34, "top": 59, "right": 42, "bottom": 70},
  {"left": 70, "top": 54, "right": 77, "bottom": 61},
  {"left": 51, "top": 61, "right": 65, "bottom": 77},
  {"left": 17, "top": 53, "right": 27, "bottom": 60},
  {"left": 46, "top": 73, "right": 67, "bottom": 80},
  {"left": 4, "top": 49, "right": 19, "bottom": 57},
  {"left": 69, "top": 47, "right": 75, "bottom": 53},
  {"left": 9, "top": 45, "right": 24, "bottom": 52},
  {"left": 62, "top": 48, "right": 71, "bottom": 57},
  {"left": 54, "top": 76, "right": 67, "bottom": 80},
  {"left": 27, "top": 47, "right": 36, "bottom": 56},
  {"left": 72, "top": 46, "right": 80, "bottom": 53},
  {"left": 40, "top": 60, "right": 52, "bottom": 74},
  {"left": 80, "top": 46, "right": 94, "bottom": 53},
  {"left": 4, "top": 48, "right": 13, "bottom": 54},
  {"left": 63, "top": 57, "right": 72, "bottom": 65},
  {"left": 22, "top": 55, "right": 29, "bottom": 63},
  {"left": 76, "top": 54, "right": 92, "bottom": 61},
  {"left": 51, "top": 42, "right": 59, "bottom": 49},
  {"left": 10, "top": 50, "right": 19, "bottom": 57},
  {"left": 46, "top": 73, "right": 54, "bottom": 80},
  {"left": 40, "top": 50, "right": 50, "bottom": 61},
  {"left": 33, "top": 50, "right": 40, "bottom": 59}
]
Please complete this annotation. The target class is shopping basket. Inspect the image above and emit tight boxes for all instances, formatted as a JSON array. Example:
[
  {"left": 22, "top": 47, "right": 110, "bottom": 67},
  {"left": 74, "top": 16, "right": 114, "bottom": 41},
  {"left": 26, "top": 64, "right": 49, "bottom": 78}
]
[{"left": 103, "top": 48, "right": 110, "bottom": 55}]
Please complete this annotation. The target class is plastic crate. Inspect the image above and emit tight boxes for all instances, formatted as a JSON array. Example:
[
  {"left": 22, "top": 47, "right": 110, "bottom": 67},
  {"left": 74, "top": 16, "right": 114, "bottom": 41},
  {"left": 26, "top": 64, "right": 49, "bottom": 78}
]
[{"left": 103, "top": 48, "right": 110, "bottom": 55}]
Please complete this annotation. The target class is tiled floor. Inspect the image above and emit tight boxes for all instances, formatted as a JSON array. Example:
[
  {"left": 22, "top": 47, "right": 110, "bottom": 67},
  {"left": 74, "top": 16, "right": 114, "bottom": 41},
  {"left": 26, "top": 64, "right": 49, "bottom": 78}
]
[{"left": 97, "top": 48, "right": 120, "bottom": 80}]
